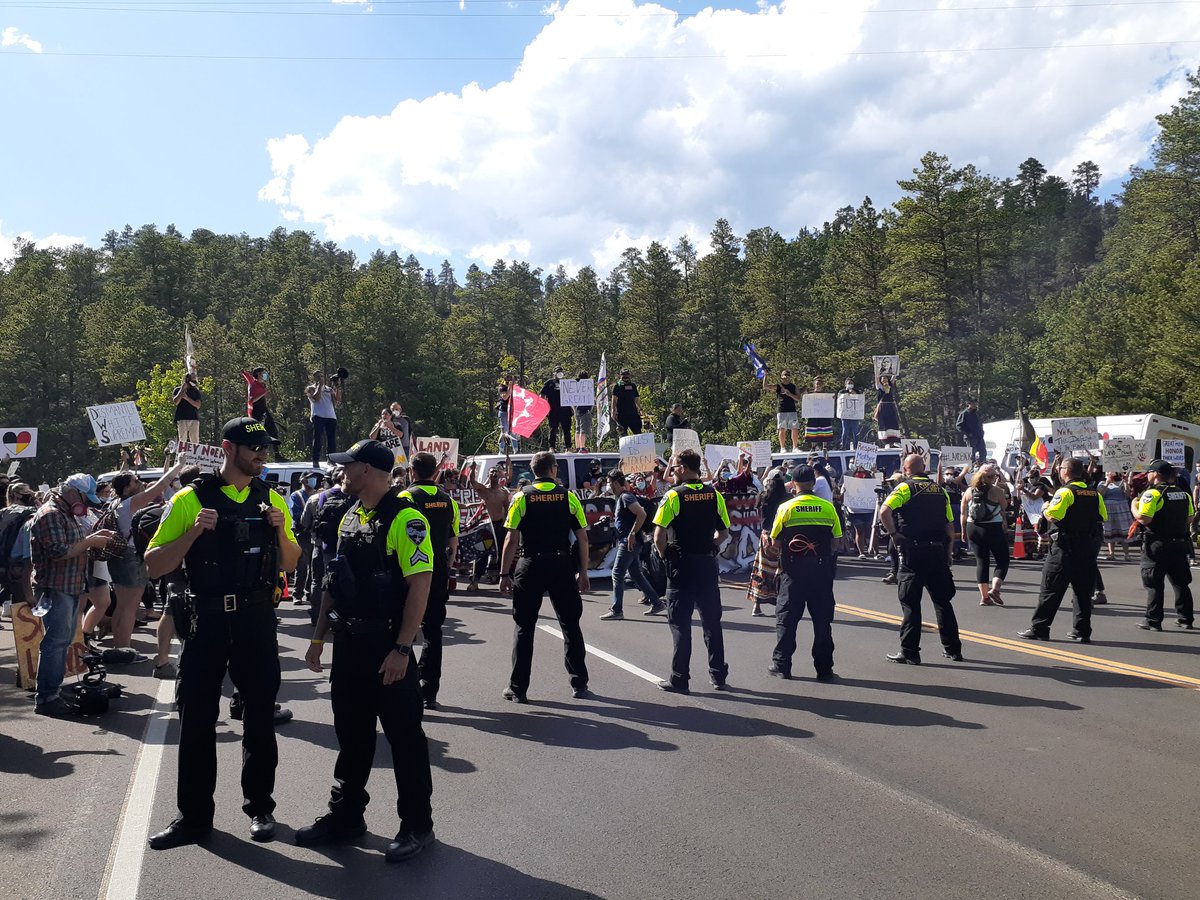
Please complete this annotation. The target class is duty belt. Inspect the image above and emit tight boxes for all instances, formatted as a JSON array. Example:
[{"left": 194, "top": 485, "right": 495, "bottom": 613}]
[
  {"left": 331, "top": 615, "right": 397, "bottom": 637},
  {"left": 519, "top": 550, "right": 572, "bottom": 558},
  {"left": 192, "top": 589, "right": 274, "bottom": 613}
]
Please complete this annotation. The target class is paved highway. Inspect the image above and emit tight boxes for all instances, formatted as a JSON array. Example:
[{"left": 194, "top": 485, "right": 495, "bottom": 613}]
[{"left": 3, "top": 554, "right": 1198, "bottom": 900}]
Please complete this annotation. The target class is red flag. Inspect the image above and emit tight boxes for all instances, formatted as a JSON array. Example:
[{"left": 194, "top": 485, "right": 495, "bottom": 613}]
[{"left": 509, "top": 384, "right": 550, "bottom": 439}]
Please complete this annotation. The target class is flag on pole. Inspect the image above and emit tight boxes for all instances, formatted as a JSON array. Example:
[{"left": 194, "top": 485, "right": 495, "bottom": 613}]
[
  {"left": 596, "top": 353, "right": 611, "bottom": 443},
  {"left": 185, "top": 325, "right": 197, "bottom": 375},
  {"left": 1029, "top": 435, "right": 1049, "bottom": 467},
  {"left": 741, "top": 342, "right": 768, "bottom": 379},
  {"left": 509, "top": 383, "right": 551, "bottom": 439}
]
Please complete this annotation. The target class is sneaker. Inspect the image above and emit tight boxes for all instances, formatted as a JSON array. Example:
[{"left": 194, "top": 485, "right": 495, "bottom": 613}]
[
  {"left": 35, "top": 697, "right": 78, "bottom": 718},
  {"left": 644, "top": 601, "right": 666, "bottom": 616},
  {"left": 1017, "top": 628, "right": 1048, "bottom": 641},
  {"left": 881, "top": 573, "right": 897, "bottom": 585},
  {"left": 153, "top": 661, "right": 178, "bottom": 680},
  {"left": 572, "top": 686, "right": 591, "bottom": 699},
  {"left": 1177, "top": 620, "right": 1195, "bottom": 630},
  {"left": 885, "top": 652, "right": 920, "bottom": 665},
  {"left": 656, "top": 679, "right": 689, "bottom": 695},
  {"left": 103, "top": 647, "right": 149, "bottom": 665},
  {"left": 295, "top": 813, "right": 367, "bottom": 847},
  {"left": 767, "top": 664, "right": 791, "bottom": 680},
  {"left": 502, "top": 686, "right": 528, "bottom": 704},
  {"left": 942, "top": 650, "right": 965, "bottom": 661},
  {"left": 979, "top": 598, "right": 994, "bottom": 606},
  {"left": 637, "top": 597, "right": 651, "bottom": 605},
  {"left": 385, "top": 829, "right": 435, "bottom": 863},
  {"left": 1065, "top": 630, "right": 1091, "bottom": 644},
  {"left": 815, "top": 670, "right": 838, "bottom": 682},
  {"left": 857, "top": 554, "right": 868, "bottom": 560},
  {"left": 751, "top": 605, "right": 766, "bottom": 617},
  {"left": 599, "top": 610, "right": 623, "bottom": 621},
  {"left": 1093, "top": 591, "right": 1107, "bottom": 605},
  {"left": 1137, "top": 621, "right": 1162, "bottom": 632}
]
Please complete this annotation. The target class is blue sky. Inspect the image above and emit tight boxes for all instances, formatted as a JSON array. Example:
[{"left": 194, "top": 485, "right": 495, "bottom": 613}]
[{"left": 2, "top": 1, "right": 1198, "bottom": 273}]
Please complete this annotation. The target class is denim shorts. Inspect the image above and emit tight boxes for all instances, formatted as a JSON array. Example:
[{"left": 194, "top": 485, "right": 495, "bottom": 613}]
[{"left": 108, "top": 549, "right": 148, "bottom": 589}]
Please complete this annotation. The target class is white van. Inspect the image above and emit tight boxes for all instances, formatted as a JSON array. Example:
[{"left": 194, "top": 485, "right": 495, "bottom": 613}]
[
  {"left": 983, "top": 414, "right": 1200, "bottom": 473},
  {"left": 98, "top": 461, "right": 333, "bottom": 496}
]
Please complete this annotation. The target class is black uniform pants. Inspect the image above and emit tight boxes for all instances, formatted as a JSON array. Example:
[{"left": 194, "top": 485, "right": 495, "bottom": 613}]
[
  {"left": 665, "top": 553, "right": 727, "bottom": 687},
  {"left": 328, "top": 630, "right": 433, "bottom": 833},
  {"left": 1031, "top": 538, "right": 1099, "bottom": 637},
  {"left": 1141, "top": 538, "right": 1194, "bottom": 626},
  {"left": 896, "top": 544, "right": 960, "bottom": 659},
  {"left": 418, "top": 572, "right": 451, "bottom": 701},
  {"left": 510, "top": 556, "right": 589, "bottom": 692},
  {"left": 177, "top": 599, "right": 280, "bottom": 824},
  {"left": 547, "top": 411, "right": 572, "bottom": 449},
  {"left": 774, "top": 557, "right": 835, "bottom": 675},
  {"left": 616, "top": 416, "right": 642, "bottom": 436}
]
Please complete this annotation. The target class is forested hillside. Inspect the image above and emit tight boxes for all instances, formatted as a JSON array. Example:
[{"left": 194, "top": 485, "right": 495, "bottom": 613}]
[{"left": 5, "top": 72, "right": 1200, "bottom": 481}]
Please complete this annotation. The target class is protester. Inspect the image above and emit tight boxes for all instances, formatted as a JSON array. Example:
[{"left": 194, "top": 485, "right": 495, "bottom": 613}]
[
  {"left": 30, "top": 474, "right": 121, "bottom": 717},
  {"left": 1100, "top": 471, "right": 1132, "bottom": 561},
  {"left": 664, "top": 403, "right": 689, "bottom": 445},
  {"left": 306, "top": 370, "right": 342, "bottom": 468},
  {"left": 601, "top": 471, "right": 664, "bottom": 620},
  {"left": 764, "top": 369, "right": 801, "bottom": 453},
  {"left": 1018, "top": 464, "right": 1052, "bottom": 558},
  {"left": 614, "top": 370, "right": 644, "bottom": 437},
  {"left": 836, "top": 378, "right": 863, "bottom": 450},
  {"left": 957, "top": 398, "right": 986, "bottom": 463},
  {"left": 288, "top": 471, "right": 322, "bottom": 606},
  {"left": 241, "top": 366, "right": 283, "bottom": 458},
  {"left": 0, "top": 482, "right": 39, "bottom": 619},
  {"left": 572, "top": 370, "right": 593, "bottom": 453},
  {"left": 748, "top": 470, "right": 789, "bottom": 617},
  {"left": 803, "top": 376, "right": 834, "bottom": 451},
  {"left": 961, "top": 464, "right": 1010, "bottom": 607},
  {"left": 540, "top": 367, "right": 572, "bottom": 450},
  {"left": 843, "top": 466, "right": 877, "bottom": 559},
  {"left": 370, "top": 401, "right": 416, "bottom": 462},
  {"left": 173, "top": 371, "right": 202, "bottom": 444},
  {"left": 874, "top": 373, "right": 901, "bottom": 446},
  {"left": 811, "top": 459, "right": 834, "bottom": 501}
]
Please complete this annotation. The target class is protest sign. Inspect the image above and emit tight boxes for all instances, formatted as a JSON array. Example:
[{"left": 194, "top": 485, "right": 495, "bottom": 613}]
[
  {"left": 87, "top": 402, "right": 146, "bottom": 447},
  {"left": 6, "top": 461, "right": 18, "bottom": 477},
  {"left": 1051, "top": 417, "right": 1099, "bottom": 453},
  {"left": 415, "top": 436, "right": 460, "bottom": 470},
  {"left": 381, "top": 436, "right": 408, "bottom": 466},
  {"left": 737, "top": 440, "right": 772, "bottom": 470},
  {"left": 559, "top": 378, "right": 594, "bottom": 408},
  {"left": 873, "top": 355, "right": 900, "bottom": 380},
  {"left": 853, "top": 442, "right": 878, "bottom": 470},
  {"left": 843, "top": 474, "right": 883, "bottom": 512},
  {"left": 0, "top": 428, "right": 37, "bottom": 459},
  {"left": 1161, "top": 439, "right": 1186, "bottom": 467},
  {"left": 939, "top": 446, "right": 972, "bottom": 467},
  {"left": 671, "top": 428, "right": 701, "bottom": 455},
  {"left": 901, "top": 438, "right": 930, "bottom": 466},
  {"left": 704, "top": 444, "right": 741, "bottom": 475},
  {"left": 836, "top": 393, "right": 865, "bottom": 420},
  {"left": 175, "top": 441, "right": 225, "bottom": 472},
  {"left": 1101, "top": 436, "right": 1141, "bottom": 473},
  {"left": 619, "top": 432, "right": 657, "bottom": 473},
  {"left": 800, "top": 393, "right": 835, "bottom": 419}
]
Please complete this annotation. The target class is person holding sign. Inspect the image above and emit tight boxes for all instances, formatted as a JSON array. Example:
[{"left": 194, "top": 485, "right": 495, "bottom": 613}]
[
  {"left": 767, "top": 465, "right": 841, "bottom": 681},
  {"left": 571, "top": 371, "right": 593, "bottom": 453},
  {"left": 802, "top": 377, "right": 834, "bottom": 451},
  {"left": 879, "top": 454, "right": 963, "bottom": 664},
  {"left": 763, "top": 369, "right": 801, "bottom": 453},
  {"left": 874, "top": 374, "right": 901, "bottom": 447},
  {"left": 652, "top": 449, "right": 731, "bottom": 694},
  {"left": 836, "top": 378, "right": 863, "bottom": 450},
  {"left": 1133, "top": 460, "right": 1195, "bottom": 631}
]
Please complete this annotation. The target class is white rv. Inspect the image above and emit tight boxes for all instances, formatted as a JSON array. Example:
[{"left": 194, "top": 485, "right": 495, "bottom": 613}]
[{"left": 983, "top": 414, "right": 1200, "bottom": 473}]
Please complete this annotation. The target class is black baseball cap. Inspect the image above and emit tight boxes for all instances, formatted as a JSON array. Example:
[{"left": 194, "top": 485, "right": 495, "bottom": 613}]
[
  {"left": 790, "top": 465, "right": 816, "bottom": 484},
  {"left": 328, "top": 439, "right": 394, "bottom": 473},
  {"left": 222, "top": 417, "right": 280, "bottom": 448},
  {"left": 1148, "top": 459, "right": 1175, "bottom": 476}
]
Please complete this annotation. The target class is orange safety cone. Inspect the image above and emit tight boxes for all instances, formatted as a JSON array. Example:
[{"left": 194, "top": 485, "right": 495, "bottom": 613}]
[{"left": 1012, "top": 515, "right": 1026, "bottom": 560}]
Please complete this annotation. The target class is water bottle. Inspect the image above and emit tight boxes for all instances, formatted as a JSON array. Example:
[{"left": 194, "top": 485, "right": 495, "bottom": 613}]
[{"left": 31, "top": 594, "right": 52, "bottom": 618}]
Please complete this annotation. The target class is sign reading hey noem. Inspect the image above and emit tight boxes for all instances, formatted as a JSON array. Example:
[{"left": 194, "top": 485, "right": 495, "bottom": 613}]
[
  {"left": 87, "top": 402, "right": 146, "bottom": 447},
  {"left": 1051, "top": 417, "right": 1099, "bottom": 453},
  {"left": 173, "top": 440, "right": 225, "bottom": 472},
  {"left": 558, "top": 379, "right": 595, "bottom": 408}
]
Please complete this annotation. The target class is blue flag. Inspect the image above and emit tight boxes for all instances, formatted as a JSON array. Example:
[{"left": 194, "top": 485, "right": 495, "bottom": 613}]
[{"left": 742, "top": 342, "right": 768, "bottom": 379}]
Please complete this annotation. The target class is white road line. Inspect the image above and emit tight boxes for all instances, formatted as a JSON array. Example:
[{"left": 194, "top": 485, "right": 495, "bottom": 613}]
[
  {"left": 98, "top": 677, "right": 176, "bottom": 900},
  {"left": 536, "top": 621, "right": 1140, "bottom": 899}
]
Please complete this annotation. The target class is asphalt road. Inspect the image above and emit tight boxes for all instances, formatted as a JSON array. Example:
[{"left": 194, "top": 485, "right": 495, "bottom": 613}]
[{"left": 3, "top": 553, "right": 1199, "bottom": 900}]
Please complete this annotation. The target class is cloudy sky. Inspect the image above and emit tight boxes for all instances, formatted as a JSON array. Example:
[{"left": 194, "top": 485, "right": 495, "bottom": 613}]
[{"left": 2, "top": 1, "right": 1198, "bottom": 271}]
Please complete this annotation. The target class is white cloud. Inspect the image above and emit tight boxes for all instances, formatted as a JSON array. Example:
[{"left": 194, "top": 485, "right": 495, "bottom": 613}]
[
  {"left": 262, "top": 0, "right": 1200, "bottom": 271},
  {"left": 2, "top": 25, "right": 43, "bottom": 53},
  {"left": 0, "top": 221, "right": 87, "bottom": 265}
]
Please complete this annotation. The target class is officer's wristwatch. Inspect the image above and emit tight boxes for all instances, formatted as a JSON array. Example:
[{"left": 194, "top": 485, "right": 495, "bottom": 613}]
[{"left": 394, "top": 642, "right": 412, "bottom": 657}]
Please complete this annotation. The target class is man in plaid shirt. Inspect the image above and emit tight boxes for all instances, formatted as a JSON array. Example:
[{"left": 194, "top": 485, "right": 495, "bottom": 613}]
[{"left": 30, "top": 473, "right": 119, "bottom": 717}]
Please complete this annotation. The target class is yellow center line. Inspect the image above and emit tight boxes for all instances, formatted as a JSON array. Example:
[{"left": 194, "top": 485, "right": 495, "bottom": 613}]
[{"left": 838, "top": 603, "right": 1200, "bottom": 691}]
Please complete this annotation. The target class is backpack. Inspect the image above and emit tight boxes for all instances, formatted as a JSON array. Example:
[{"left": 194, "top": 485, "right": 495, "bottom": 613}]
[
  {"left": 956, "top": 409, "right": 968, "bottom": 432},
  {"left": 131, "top": 502, "right": 165, "bottom": 560},
  {"left": 0, "top": 506, "right": 35, "bottom": 577},
  {"left": 313, "top": 489, "right": 354, "bottom": 550}
]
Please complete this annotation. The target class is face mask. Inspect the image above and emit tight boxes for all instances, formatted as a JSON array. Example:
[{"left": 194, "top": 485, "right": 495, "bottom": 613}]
[
  {"left": 635, "top": 479, "right": 646, "bottom": 490},
  {"left": 261, "top": 372, "right": 269, "bottom": 382},
  {"left": 306, "top": 478, "right": 318, "bottom": 488},
  {"left": 720, "top": 471, "right": 731, "bottom": 481}
]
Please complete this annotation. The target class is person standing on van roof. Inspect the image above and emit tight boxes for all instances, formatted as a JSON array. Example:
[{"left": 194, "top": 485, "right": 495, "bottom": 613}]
[
  {"left": 242, "top": 367, "right": 285, "bottom": 461},
  {"left": 764, "top": 369, "right": 801, "bottom": 454},
  {"left": 306, "top": 370, "right": 342, "bottom": 470},
  {"left": 957, "top": 399, "right": 986, "bottom": 463},
  {"left": 540, "top": 368, "right": 573, "bottom": 452},
  {"left": 1133, "top": 460, "right": 1195, "bottom": 631}
]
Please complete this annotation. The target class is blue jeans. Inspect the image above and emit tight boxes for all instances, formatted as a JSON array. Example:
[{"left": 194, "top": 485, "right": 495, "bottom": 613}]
[
  {"left": 610, "top": 543, "right": 660, "bottom": 613},
  {"left": 840, "top": 418, "right": 861, "bottom": 449},
  {"left": 498, "top": 410, "right": 520, "bottom": 453},
  {"left": 35, "top": 589, "right": 79, "bottom": 705}
]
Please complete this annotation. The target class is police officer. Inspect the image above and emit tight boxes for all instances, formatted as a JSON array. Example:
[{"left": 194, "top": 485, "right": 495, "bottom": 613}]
[
  {"left": 1133, "top": 459, "right": 1195, "bottom": 631},
  {"left": 300, "top": 439, "right": 437, "bottom": 863},
  {"left": 879, "top": 453, "right": 963, "bottom": 664},
  {"left": 652, "top": 448, "right": 731, "bottom": 693},
  {"left": 767, "top": 466, "right": 842, "bottom": 681},
  {"left": 499, "top": 450, "right": 591, "bottom": 702},
  {"left": 399, "top": 451, "right": 460, "bottom": 709},
  {"left": 1019, "top": 456, "right": 1107, "bottom": 644},
  {"left": 145, "top": 417, "right": 300, "bottom": 850}
]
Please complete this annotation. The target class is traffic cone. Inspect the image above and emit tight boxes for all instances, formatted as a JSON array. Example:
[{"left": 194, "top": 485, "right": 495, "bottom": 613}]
[{"left": 1013, "top": 515, "right": 1026, "bottom": 560}]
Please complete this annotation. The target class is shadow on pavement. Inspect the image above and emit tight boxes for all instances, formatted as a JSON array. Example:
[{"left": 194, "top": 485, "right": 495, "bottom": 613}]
[
  {"left": 0, "top": 733, "right": 120, "bottom": 778},
  {"left": 704, "top": 685, "right": 986, "bottom": 729},
  {"left": 832, "top": 678, "right": 1082, "bottom": 711},
  {"left": 201, "top": 832, "right": 605, "bottom": 899},
  {"left": 436, "top": 702, "right": 679, "bottom": 752},
  {"left": 278, "top": 716, "right": 478, "bottom": 775}
]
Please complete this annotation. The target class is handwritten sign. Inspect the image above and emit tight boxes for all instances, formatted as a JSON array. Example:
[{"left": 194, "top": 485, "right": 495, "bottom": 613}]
[
  {"left": 1102, "top": 436, "right": 1141, "bottom": 473},
  {"left": 415, "top": 436, "right": 460, "bottom": 470},
  {"left": 843, "top": 474, "right": 883, "bottom": 512},
  {"left": 939, "top": 446, "right": 972, "bottom": 467},
  {"left": 703, "top": 444, "right": 740, "bottom": 475},
  {"left": 1162, "top": 439, "right": 1186, "bottom": 467},
  {"left": 836, "top": 393, "right": 864, "bottom": 420},
  {"left": 801, "top": 393, "right": 835, "bottom": 418},
  {"left": 87, "top": 402, "right": 146, "bottom": 447},
  {"left": 1051, "top": 417, "right": 1099, "bottom": 453},
  {"left": 382, "top": 436, "right": 408, "bottom": 466},
  {"left": 619, "top": 432, "right": 657, "bottom": 474},
  {"left": 873, "top": 355, "right": 900, "bottom": 380},
  {"left": 559, "top": 378, "right": 595, "bottom": 408},
  {"left": 737, "top": 440, "right": 773, "bottom": 470},
  {"left": 900, "top": 438, "right": 930, "bottom": 467},
  {"left": 175, "top": 440, "right": 225, "bottom": 472},
  {"left": 671, "top": 428, "right": 701, "bottom": 456},
  {"left": 0, "top": 428, "right": 37, "bottom": 459},
  {"left": 853, "top": 442, "right": 878, "bottom": 471}
]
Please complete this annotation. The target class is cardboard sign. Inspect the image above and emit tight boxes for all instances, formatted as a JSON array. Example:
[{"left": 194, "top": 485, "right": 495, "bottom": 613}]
[
  {"left": 873, "top": 355, "right": 900, "bottom": 380},
  {"left": 704, "top": 444, "right": 741, "bottom": 475},
  {"left": 1102, "top": 436, "right": 1141, "bottom": 473},
  {"left": 175, "top": 440, "right": 225, "bottom": 472},
  {"left": 801, "top": 393, "right": 835, "bottom": 418},
  {"left": 619, "top": 432, "right": 657, "bottom": 474},
  {"left": 87, "top": 402, "right": 146, "bottom": 447},
  {"left": 381, "top": 436, "right": 408, "bottom": 466},
  {"left": 415, "top": 436, "right": 459, "bottom": 470},
  {"left": 0, "top": 428, "right": 37, "bottom": 459},
  {"left": 559, "top": 378, "right": 595, "bottom": 408},
  {"left": 939, "top": 446, "right": 972, "bottom": 467},
  {"left": 1162, "top": 439, "right": 1186, "bottom": 467},
  {"left": 671, "top": 428, "right": 701, "bottom": 456},
  {"left": 737, "top": 440, "right": 773, "bottom": 470},
  {"left": 836, "top": 393, "right": 864, "bottom": 420},
  {"left": 853, "top": 442, "right": 878, "bottom": 471},
  {"left": 900, "top": 438, "right": 930, "bottom": 466},
  {"left": 843, "top": 474, "right": 883, "bottom": 512},
  {"left": 1051, "top": 417, "right": 1099, "bottom": 453}
]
